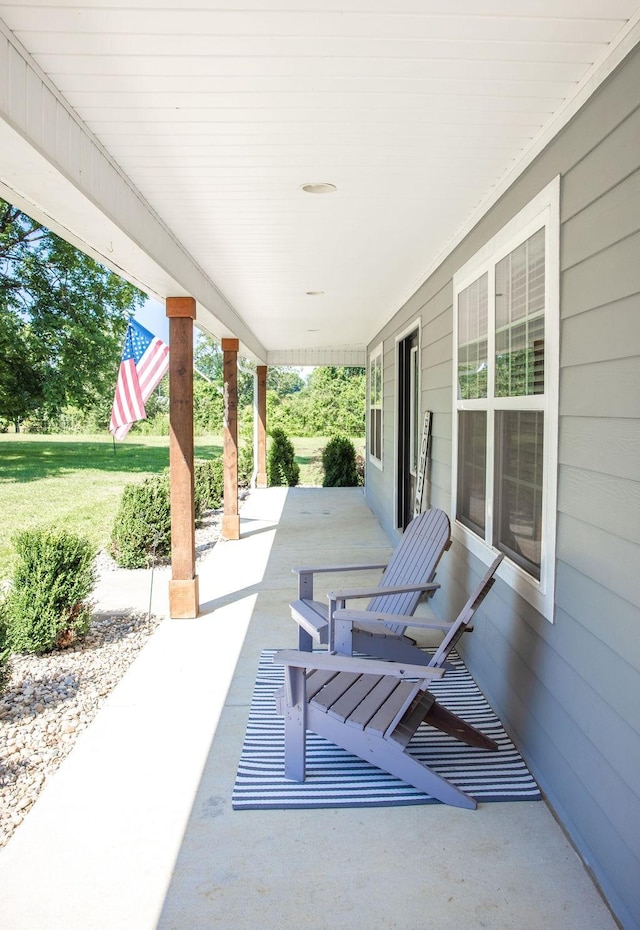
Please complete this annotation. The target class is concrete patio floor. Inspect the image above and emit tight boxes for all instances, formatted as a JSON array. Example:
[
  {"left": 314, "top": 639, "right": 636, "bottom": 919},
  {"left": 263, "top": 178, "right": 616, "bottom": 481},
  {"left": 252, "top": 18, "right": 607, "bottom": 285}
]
[{"left": 0, "top": 487, "right": 619, "bottom": 930}]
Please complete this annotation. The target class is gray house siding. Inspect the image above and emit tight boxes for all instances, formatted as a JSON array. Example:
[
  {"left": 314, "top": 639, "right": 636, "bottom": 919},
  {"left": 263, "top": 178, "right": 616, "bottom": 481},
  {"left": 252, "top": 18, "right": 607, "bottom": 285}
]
[{"left": 365, "top": 45, "right": 640, "bottom": 930}]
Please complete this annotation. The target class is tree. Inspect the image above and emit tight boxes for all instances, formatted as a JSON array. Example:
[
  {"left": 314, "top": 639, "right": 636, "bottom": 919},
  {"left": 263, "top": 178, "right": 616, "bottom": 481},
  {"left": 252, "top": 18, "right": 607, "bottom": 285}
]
[
  {"left": 277, "top": 366, "right": 365, "bottom": 436},
  {"left": 0, "top": 198, "right": 144, "bottom": 427},
  {"left": 193, "top": 332, "right": 223, "bottom": 382}
]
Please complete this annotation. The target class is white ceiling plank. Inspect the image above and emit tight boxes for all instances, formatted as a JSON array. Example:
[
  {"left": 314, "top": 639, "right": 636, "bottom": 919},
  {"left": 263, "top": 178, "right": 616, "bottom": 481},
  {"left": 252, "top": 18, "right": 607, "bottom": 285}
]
[
  {"left": 53, "top": 75, "right": 577, "bottom": 99},
  {"left": 3, "top": 9, "right": 627, "bottom": 44},
  {"left": 38, "top": 54, "right": 590, "bottom": 83},
  {"left": 1, "top": 0, "right": 637, "bottom": 15},
  {"left": 15, "top": 33, "right": 610, "bottom": 62}
]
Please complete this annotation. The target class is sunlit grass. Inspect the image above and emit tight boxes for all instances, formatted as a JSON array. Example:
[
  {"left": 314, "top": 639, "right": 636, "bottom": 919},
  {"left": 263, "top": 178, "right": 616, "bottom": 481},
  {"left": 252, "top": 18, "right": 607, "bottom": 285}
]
[
  {"left": 0, "top": 433, "right": 222, "bottom": 581},
  {"left": 0, "top": 432, "right": 365, "bottom": 580}
]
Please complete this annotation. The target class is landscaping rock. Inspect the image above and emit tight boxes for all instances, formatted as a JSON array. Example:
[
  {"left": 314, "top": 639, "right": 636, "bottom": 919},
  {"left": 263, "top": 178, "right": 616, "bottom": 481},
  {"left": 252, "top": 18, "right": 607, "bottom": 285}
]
[{"left": 0, "top": 504, "right": 227, "bottom": 849}]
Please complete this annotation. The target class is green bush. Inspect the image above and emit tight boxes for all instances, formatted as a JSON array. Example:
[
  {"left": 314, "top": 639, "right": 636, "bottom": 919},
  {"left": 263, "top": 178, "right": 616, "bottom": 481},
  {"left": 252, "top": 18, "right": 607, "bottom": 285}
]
[
  {"left": 111, "top": 463, "right": 220, "bottom": 569},
  {"left": 194, "top": 457, "right": 224, "bottom": 511},
  {"left": 110, "top": 474, "right": 173, "bottom": 568},
  {"left": 238, "top": 442, "right": 254, "bottom": 488},
  {"left": 322, "top": 435, "right": 360, "bottom": 487},
  {"left": 267, "top": 428, "right": 300, "bottom": 487},
  {"left": 1, "top": 528, "right": 96, "bottom": 654}
]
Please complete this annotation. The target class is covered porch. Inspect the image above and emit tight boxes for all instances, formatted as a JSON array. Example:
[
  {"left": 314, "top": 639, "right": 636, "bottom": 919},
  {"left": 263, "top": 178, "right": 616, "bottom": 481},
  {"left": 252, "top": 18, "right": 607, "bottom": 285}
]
[{"left": 0, "top": 488, "right": 617, "bottom": 929}]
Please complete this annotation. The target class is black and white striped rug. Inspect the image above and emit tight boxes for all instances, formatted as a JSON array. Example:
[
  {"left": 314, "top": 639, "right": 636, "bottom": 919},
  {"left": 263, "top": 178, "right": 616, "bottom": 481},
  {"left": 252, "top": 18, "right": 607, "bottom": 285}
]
[{"left": 232, "top": 650, "right": 541, "bottom": 810}]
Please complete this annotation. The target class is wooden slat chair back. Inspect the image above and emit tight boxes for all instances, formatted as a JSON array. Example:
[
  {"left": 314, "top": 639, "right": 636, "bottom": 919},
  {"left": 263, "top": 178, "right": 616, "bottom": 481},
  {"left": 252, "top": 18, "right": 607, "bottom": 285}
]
[
  {"left": 275, "top": 554, "right": 505, "bottom": 809},
  {"left": 365, "top": 508, "right": 451, "bottom": 629},
  {"left": 290, "top": 509, "right": 451, "bottom": 661},
  {"left": 427, "top": 554, "right": 504, "bottom": 668}
]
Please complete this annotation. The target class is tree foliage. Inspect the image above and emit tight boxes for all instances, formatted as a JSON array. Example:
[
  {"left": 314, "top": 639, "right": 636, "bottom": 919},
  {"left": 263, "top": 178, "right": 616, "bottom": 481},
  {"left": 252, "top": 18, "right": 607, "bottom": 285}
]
[
  {"left": 0, "top": 199, "right": 144, "bottom": 427},
  {"left": 268, "top": 366, "right": 365, "bottom": 437}
]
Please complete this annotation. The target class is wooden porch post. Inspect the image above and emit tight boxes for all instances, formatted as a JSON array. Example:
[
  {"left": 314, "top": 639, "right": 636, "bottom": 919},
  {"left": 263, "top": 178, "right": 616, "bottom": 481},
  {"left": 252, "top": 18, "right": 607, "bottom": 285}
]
[
  {"left": 166, "top": 297, "right": 199, "bottom": 618},
  {"left": 222, "top": 338, "right": 240, "bottom": 540},
  {"left": 256, "top": 364, "right": 267, "bottom": 488}
]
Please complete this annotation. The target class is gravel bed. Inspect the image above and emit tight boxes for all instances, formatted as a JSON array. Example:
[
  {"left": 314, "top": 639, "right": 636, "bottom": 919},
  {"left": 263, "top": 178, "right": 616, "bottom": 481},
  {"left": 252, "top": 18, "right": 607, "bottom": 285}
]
[{"left": 0, "top": 506, "right": 227, "bottom": 849}]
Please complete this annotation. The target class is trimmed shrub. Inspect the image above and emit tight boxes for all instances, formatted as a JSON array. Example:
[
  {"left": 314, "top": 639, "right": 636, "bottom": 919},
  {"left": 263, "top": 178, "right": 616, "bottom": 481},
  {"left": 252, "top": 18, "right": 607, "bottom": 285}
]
[
  {"left": 238, "top": 442, "right": 254, "bottom": 488},
  {"left": 1, "top": 528, "right": 96, "bottom": 654},
  {"left": 111, "top": 463, "right": 220, "bottom": 569},
  {"left": 110, "top": 474, "right": 172, "bottom": 569},
  {"left": 194, "top": 457, "right": 224, "bottom": 511},
  {"left": 322, "top": 435, "right": 360, "bottom": 487},
  {"left": 267, "top": 428, "right": 300, "bottom": 487}
]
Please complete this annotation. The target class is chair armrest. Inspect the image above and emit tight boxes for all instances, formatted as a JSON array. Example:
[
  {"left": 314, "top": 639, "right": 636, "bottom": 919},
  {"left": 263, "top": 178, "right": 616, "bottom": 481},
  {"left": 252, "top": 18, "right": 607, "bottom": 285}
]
[
  {"left": 273, "top": 649, "right": 445, "bottom": 682},
  {"left": 333, "top": 608, "right": 454, "bottom": 631},
  {"left": 292, "top": 562, "right": 388, "bottom": 576},
  {"left": 327, "top": 581, "right": 440, "bottom": 601}
]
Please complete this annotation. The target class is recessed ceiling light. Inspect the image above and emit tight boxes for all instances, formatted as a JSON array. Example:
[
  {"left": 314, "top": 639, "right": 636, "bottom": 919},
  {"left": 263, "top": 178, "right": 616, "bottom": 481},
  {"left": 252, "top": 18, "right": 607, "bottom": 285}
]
[
  {"left": 301, "top": 182, "right": 337, "bottom": 194},
  {"left": 307, "top": 329, "right": 320, "bottom": 332},
  {"left": 306, "top": 291, "right": 324, "bottom": 296}
]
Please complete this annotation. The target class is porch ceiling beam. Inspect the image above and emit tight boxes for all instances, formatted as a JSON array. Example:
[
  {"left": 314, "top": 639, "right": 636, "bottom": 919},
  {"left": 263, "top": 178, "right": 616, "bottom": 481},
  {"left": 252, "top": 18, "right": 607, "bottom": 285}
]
[
  {"left": 267, "top": 348, "right": 367, "bottom": 368},
  {"left": 0, "top": 23, "right": 267, "bottom": 364}
]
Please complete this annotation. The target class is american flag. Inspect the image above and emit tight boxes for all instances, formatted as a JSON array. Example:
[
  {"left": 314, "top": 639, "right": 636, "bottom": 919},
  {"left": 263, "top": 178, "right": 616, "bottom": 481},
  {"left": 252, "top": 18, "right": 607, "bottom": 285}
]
[{"left": 109, "top": 318, "right": 169, "bottom": 440}]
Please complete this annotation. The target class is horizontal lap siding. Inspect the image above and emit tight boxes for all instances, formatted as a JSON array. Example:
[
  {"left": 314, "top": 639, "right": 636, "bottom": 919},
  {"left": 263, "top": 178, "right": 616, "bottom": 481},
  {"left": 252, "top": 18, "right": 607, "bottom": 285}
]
[{"left": 366, "top": 45, "right": 640, "bottom": 930}]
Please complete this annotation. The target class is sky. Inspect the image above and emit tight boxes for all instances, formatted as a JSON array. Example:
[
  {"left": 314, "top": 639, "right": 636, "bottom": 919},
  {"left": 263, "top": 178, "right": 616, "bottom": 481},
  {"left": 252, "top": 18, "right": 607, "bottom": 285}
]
[
  {"left": 133, "top": 296, "right": 312, "bottom": 378},
  {"left": 134, "top": 297, "right": 170, "bottom": 343}
]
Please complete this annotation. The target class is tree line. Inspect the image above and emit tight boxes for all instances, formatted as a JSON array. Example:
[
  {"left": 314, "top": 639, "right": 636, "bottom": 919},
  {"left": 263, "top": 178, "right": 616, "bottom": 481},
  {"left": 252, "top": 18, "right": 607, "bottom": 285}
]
[{"left": 0, "top": 198, "right": 364, "bottom": 437}]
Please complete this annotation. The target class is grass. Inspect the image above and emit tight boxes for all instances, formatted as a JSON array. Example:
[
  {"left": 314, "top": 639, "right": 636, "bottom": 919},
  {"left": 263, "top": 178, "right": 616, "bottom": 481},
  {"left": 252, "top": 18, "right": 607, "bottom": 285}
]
[
  {"left": 292, "top": 436, "right": 326, "bottom": 485},
  {"left": 0, "top": 433, "right": 222, "bottom": 581},
  {"left": 0, "top": 432, "right": 365, "bottom": 581},
  {"left": 292, "top": 436, "right": 365, "bottom": 486}
]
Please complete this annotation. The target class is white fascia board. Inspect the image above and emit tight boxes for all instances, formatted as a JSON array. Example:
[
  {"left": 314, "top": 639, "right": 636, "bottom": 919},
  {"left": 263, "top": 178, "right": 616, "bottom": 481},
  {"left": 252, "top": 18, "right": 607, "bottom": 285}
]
[{"left": 0, "top": 24, "right": 266, "bottom": 363}]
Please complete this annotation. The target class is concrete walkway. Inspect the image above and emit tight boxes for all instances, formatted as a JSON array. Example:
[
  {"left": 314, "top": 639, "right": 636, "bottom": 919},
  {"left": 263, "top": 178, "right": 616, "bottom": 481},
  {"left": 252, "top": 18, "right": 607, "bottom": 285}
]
[{"left": 0, "top": 488, "right": 618, "bottom": 930}]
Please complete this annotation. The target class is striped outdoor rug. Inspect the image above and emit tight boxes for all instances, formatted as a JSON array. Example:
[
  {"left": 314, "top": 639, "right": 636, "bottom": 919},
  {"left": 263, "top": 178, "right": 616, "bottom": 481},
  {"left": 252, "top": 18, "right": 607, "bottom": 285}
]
[{"left": 232, "top": 649, "right": 541, "bottom": 810}]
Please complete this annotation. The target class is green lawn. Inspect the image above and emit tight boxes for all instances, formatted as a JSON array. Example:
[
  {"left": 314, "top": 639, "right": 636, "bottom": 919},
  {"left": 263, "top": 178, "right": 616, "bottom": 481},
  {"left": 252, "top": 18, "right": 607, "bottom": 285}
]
[
  {"left": 0, "top": 433, "right": 222, "bottom": 581},
  {"left": 0, "top": 432, "right": 364, "bottom": 581}
]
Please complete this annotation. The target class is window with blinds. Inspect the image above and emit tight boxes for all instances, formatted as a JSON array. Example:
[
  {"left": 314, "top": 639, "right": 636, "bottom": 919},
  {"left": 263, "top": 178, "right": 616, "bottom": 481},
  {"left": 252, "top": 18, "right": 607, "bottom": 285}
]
[
  {"left": 369, "top": 343, "right": 383, "bottom": 465},
  {"left": 451, "top": 178, "right": 559, "bottom": 620}
]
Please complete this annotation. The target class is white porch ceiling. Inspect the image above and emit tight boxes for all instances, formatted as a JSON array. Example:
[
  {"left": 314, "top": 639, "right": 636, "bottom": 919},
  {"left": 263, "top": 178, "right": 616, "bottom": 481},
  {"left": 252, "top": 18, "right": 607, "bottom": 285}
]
[{"left": 1, "top": 1, "right": 639, "bottom": 365}]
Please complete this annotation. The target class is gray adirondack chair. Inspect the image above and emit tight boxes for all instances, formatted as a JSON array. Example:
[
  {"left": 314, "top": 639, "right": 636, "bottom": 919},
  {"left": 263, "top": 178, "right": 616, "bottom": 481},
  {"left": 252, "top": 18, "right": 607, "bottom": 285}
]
[
  {"left": 274, "top": 555, "right": 504, "bottom": 809},
  {"left": 290, "top": 508, "right": 452, "bottom": 665}
]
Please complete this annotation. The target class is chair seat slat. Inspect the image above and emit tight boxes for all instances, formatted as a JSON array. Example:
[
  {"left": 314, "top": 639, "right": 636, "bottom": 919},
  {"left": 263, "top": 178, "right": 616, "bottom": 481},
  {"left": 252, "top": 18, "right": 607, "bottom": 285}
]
[
  {"left": 326, "top": 673, "right": 382, "bottom": 722},
  {"left": 310, "top": 672, "right": 361, "bottom": 713},
  {"left": 365, "top": 681, "right": 421, "bottom": 737},
  {"left": 345, "top": 676, "right": 403, "bottom": 731}
]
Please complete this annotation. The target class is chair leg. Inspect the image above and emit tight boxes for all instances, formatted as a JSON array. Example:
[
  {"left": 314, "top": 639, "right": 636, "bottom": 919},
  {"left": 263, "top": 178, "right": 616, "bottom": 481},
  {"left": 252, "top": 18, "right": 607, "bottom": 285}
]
[
  {"left": 298, "top": 626, "right": 314, "bottom": 651},
  {"left": 423, "top": 701, "right": 499, "bottom": 751},
  {"left": 283, "top": 666, "right": 307, "bottom": 782},
  {"left": 309, "top": 707, "right": 477, "bottom": 809}
]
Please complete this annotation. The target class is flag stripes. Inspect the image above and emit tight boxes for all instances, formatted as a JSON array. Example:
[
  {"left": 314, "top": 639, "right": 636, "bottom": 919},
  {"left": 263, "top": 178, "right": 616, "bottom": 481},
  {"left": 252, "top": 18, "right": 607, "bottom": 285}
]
[{"left": 109, "top": 319, "right": 169, "bottom": 441}]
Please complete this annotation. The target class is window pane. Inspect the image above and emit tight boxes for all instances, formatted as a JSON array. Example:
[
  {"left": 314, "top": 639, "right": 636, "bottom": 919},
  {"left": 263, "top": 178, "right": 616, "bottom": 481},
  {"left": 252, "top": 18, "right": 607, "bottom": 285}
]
[
  {"left": 495, "top": 228, "right": 545, "bottom": 397},
  {"left": 457, "top": 274, "right": 488, "bottom": 400},
  {"left": 495, "top": 411, "right": 544, "bottom": 579},
  {"left": 370, "top": 355, "right": 380, "bottom": 406},
  {"left": 457, "top": 411, "right": 487, "bottom": 535},
  {"left": 369, "top": 408, "right": 382, "bottom": 460}
]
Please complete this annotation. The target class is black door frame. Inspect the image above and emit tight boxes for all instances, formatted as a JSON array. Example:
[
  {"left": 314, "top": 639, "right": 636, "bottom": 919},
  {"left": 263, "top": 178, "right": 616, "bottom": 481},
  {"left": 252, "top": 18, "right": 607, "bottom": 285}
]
[{"left": 397, "top": 327, "right": 420, "bottom": 530}]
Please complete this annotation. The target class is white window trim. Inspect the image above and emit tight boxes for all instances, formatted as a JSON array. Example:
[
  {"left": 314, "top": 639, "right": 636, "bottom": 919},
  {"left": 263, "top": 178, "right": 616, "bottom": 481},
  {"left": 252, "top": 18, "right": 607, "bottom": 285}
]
[
  {"left": 451, "top": 177, "right": 560, "bottom": 622},
  {"left": 368, "top": 341, "right": 384, "bottom": 470}
]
